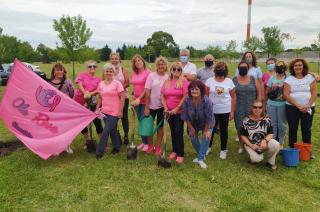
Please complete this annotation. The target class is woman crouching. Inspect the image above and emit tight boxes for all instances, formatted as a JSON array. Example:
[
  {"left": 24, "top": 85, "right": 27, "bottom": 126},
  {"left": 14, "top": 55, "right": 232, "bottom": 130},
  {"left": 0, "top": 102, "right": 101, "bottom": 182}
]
[
  {"left": 95, "top": 63, "right": 125, "bottom": 159},
  {"left": 181, "top": 80, "right": 215, "bottom": 169},
  {"left": 240, "top": 100, "right": 280, "bottom": 170}
]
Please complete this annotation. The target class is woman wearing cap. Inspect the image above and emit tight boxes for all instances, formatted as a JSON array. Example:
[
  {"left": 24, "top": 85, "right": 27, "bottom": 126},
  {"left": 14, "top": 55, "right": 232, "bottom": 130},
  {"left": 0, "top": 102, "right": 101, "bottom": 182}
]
[
  {"left": 95, "top": 63, "right": 124, "bottom": 159},
  {"left": 74, "top": 60, "right": 103, "bottom": 147},
  {"left": 161, "top": 62, "right": 188, "bottom": 163},
  {"left": 49, "top": 63, "right": 74, "bottom": 154},
  {"left": 110, "top": 52, "right": 130, "bottom": 145},
  {"left": 266, "top": 60, "right": 287, "bottom": 149}
]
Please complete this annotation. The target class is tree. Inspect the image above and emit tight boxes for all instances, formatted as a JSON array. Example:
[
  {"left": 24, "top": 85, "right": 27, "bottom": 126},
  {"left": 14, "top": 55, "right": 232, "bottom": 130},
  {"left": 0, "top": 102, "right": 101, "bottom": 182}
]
[
  {"left": 36, "top": 43, "right": 51, "bottom": 63},
  {"left": 243, "top": 36, "right": 261, "bottom": 52},
  {"left": 206, "top": 45, "right": 224, "bottom": 59},
  {"left": 79, "top": 47, "right": 100, "bottom": 62},
  {"left": 99, "top": 44, "right": 112, "bottom": 61},
  {"left": 145, "top": 44, "right": 155, "bottom": 63},
  {"left": 146, "top": 31, "right": 179, "bottom": 59},
  {"left": 53, "top": 15, "right": 93, "bottom": 79},
  {"left": 0, "top": 34, "right": 20, "bottom": 63},
  {"left": 260, "top": 26, "right": 285, "bottom": 57},
  {"left": 225, "top": 40, "right": 240, "bottom": 62},
  {"left": 312, "top": 32, "right": 320, "bottom": 72}
]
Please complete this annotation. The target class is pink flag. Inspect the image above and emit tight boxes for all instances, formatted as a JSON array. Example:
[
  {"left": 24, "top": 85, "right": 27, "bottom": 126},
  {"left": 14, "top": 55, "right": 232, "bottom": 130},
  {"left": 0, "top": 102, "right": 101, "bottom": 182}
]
[{"left": 0, "top": 59, "right": 97, "bottom": 159}]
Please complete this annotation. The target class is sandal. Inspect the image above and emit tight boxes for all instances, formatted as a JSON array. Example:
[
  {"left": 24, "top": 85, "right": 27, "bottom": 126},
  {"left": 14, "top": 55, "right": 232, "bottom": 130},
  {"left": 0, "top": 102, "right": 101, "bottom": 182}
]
[{"left": 266, "top": 162, "right": 277, "bottom": 171}]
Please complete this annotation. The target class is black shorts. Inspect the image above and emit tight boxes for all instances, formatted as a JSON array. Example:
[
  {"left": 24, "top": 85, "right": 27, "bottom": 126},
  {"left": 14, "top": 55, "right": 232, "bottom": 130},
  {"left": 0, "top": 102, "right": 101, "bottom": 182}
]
[{"left": 150, "top": 107, "right": 164, "bottom": 127}]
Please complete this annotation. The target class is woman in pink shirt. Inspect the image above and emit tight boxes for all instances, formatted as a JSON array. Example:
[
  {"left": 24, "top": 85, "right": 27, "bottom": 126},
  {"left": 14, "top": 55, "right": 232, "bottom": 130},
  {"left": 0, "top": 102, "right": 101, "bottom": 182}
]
[
  {"left": 95, "top": 63, "right": 125, "bottom": 159},
  {"left": 161, "top": 62, "right": 188, "bottom": 163},
  {"left": 144, "top": 57, "right": 169, "bottom": 155},
  {"left": 131, "top": 54, "right": 150, "bottom": 151},
  {"left": 74, "top": 60, "right": 103, "bottom": 147},
  {"left": 110, "top": 52, "right": 130, "bottom": 145}
]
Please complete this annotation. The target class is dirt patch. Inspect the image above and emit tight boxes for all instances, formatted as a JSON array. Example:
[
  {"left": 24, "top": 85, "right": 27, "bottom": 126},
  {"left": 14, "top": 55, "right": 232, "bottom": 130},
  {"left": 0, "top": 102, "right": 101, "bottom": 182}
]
[{"left": 0, "top": 140, "right": 24, "bottom": 157}]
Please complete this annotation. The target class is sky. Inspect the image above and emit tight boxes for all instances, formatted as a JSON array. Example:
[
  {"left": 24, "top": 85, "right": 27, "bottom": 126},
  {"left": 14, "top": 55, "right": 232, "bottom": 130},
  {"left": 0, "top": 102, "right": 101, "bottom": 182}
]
[{"left": 0, "top": 0, "right": 319, "bottom": 51}]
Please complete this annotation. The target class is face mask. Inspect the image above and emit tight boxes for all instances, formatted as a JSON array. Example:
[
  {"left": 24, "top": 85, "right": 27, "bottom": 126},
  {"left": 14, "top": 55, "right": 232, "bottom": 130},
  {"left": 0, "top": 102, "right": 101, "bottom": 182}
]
[
  {"left": 238, "top": 67, "right": 248, "bottom": 76},
  {"left": 180, "top": 56, "right": 189, "bottom": 63},
  {"left": 245, "top": 58, "right": 253, "bottom": 64},
  {"left": 215, "top": 69, "right": 225, "bottom": 77},
  {"left": 275, "top": 65, "right": 285, "bottom": 74},
  {"left": 266, "top": 63, "right": 275, "bottom": 71},
  {"left": 205, "top": 60, "right": 214, "bottom": 67}
]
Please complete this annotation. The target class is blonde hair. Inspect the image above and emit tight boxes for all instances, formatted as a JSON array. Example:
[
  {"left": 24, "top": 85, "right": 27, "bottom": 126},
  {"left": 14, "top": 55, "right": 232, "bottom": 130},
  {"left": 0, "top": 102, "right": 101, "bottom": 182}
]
[
  {"left": 165, "top": 62, "right": 184, "bottom": 89},
  {"left": 275, "top": 60, "right": 287, "bottom": 71},
  {"left": 109, "top": 52, "right": 121, "bottom": 60},
  {"left": 85, "top": 60, "right": 97, "bottom": 67},
  {"left": 155, "top": 56, "right": 168, "bottom": 73},
  {"left": 102, "top": 63, "right": 115, "bottom": 80}
]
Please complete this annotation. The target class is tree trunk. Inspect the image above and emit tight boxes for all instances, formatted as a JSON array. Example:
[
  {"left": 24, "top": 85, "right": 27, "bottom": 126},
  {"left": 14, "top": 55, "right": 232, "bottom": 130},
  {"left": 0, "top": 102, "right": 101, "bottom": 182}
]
[{"left": 72, "top": 60, "right": 75, "bottom": 80}]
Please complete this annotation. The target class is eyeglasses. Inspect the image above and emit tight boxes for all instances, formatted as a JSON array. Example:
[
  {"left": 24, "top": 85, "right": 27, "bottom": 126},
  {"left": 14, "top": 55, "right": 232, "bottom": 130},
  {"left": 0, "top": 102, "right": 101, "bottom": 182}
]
[
  {"left": 253, "top": 106, "right": 263, "bottom": 109},
  {"left": 172, "top": 68, "right": 182, "bottom": 72},
  {"left": 190, "top": 87, "right": 200, "bottom": 91},
  {"left": 88, "top": 65, "right": 97, "bottom": 69}
]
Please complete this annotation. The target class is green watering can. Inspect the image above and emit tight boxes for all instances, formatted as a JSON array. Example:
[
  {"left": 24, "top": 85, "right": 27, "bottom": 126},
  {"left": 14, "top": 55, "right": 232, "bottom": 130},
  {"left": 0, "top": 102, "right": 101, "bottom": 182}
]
[{"left": 138, "top": 116, "right": 163, "bottom": 136}]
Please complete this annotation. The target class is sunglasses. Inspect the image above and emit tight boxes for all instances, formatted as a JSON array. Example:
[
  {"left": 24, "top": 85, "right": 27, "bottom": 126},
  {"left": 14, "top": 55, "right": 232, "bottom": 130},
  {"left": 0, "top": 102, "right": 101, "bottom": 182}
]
[
  {"left": 105, "top": 69, "right": 113, "bottom": 73},
  {"left": 253, "top": 106, "right": 263, "bottom": 109},
  {"left": 88, "top": 65, "right": 97, "bottom": 69},
  {"left": 172, "top": 68, "right": 182, "bottom": 72}
]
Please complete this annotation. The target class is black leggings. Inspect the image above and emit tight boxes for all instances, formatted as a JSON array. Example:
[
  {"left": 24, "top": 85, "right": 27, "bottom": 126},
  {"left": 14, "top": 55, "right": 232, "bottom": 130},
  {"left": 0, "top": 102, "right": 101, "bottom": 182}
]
[
  {"left": 211, "top": 113, "right": 230, "bottom": 150},
  {"left": 286, "top": 104, "right": 315, "bottom": 148},
  {"left": 81, "top": 105, "right": 103, "bottom": 135},
  {"left": 168, "top": 114, "right": 184, "bottom": 157},
  {"left": 117, "top": 98, "right": 129, "bottom": 137}
]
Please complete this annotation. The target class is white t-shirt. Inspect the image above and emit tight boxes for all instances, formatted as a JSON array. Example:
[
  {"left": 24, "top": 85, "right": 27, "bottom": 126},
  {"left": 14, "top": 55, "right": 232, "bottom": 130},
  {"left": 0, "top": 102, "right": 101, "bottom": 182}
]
[
  {"left": 145, "top": 72, "right": 168, "bottom": 110},
  {"left": 205, "top": 77, "right": 235, "bottom": 114},
  {"left": 235, "top": 66, "right": 262, "bottom": 79},
  {"left": 284, "top": 74, "right": 315, "bottom": 106},
  {"left": 182, "top": 62, "right": 197, "bottom": 75}
]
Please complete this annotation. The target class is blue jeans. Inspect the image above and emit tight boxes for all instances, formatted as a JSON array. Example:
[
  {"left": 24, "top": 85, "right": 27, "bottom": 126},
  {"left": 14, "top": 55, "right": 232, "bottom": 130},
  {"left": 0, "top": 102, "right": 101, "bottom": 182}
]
[
  {"left": 190, "top": 128, "right": 213, "bottom": 160},
  {"left": 136, "top": 104, "right": 148, "bottom": 144},
  {"left": 96, "top": 114, "right": 120, "bottom": 155},
  {"left": 267, "top": 104, "right": 286, "bottom": 144}
]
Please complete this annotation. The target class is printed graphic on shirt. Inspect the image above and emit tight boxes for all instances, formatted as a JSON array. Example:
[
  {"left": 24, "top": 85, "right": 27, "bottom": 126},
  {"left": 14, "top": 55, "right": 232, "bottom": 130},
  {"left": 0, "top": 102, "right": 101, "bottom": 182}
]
[{"left": 215, "top": 86, "right": 225, "bottom": 95}]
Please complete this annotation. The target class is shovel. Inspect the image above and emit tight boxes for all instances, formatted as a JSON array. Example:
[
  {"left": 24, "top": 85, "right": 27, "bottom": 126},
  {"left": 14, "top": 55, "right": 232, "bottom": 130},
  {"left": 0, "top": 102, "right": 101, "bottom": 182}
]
[
  {"left": 157, "top": 112, "right": 171, "bottom": 168},
  {"left": 127, "top": 106, "right": 138, "bottom": 160},
  {"left": 85, "top": 96, "right": 96, "bottom": 153}
]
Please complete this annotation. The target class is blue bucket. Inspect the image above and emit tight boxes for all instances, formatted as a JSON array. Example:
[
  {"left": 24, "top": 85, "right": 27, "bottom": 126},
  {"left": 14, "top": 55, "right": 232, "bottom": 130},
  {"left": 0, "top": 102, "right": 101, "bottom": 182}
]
[{"left": 282, "top": 148, "right": 300, "bottom": 167}]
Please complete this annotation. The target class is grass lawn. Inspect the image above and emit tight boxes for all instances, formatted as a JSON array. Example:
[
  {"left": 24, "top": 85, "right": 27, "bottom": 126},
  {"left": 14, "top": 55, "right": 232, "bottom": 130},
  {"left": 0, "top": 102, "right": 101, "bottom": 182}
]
[{"left": 0, "top": 61, "right": 319, "bottom": 211}]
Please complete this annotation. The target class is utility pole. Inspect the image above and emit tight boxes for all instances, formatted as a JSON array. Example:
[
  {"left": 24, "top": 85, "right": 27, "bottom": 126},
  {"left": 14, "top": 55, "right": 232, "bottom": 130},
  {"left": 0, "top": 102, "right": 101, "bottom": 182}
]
[{"left": 246, "top": 0, "right": 252, "bottom": 43}]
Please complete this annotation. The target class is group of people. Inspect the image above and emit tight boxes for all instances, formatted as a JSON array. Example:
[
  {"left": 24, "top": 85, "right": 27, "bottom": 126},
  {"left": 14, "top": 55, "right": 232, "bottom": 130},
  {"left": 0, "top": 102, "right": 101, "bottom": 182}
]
[{"left": 48, "top": 49, "right": 317, "bottom": 170}]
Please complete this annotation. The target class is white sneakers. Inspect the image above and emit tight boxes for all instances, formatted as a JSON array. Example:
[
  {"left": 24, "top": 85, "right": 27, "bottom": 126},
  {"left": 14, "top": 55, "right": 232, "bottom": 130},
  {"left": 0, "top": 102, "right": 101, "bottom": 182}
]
[
  {"left": 198, "top": 160, "right": 207, "bottom": 169},
  {"left": 206, "top": 147, "right": 212, "bottom": 155},
  {"left": 238, "top": 147, "right": 244, "bottom": 154},
  {"left": 65, "top": 146, "right": 73, "bottom": 154},
  {"left": 193, "top": 158, "right": 207, "bottom": 168},
  {"left": 219, "top": 150, "right": 228, "bottom": 159}
]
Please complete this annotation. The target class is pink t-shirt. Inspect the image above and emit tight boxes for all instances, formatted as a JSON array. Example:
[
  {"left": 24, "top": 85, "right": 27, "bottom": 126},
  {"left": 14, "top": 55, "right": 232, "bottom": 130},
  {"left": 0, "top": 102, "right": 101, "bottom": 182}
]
[
  {"left": 145, "top": 72, "right": 168, "bottom": 110},
  {"left": 262, "top": 73, "right": 272, "bottom": 94},
  {"left": 161, "top": 79, "right": 189, "bottom": 112},
  {"left": 98, "top": 80, "right": 124, "bottom": 116},
  {"left": 74, "top": 71, "right": 101, "bottom": 105},
  {"left": 131, "top": 69, "right": 150, "bottom": 104}
]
